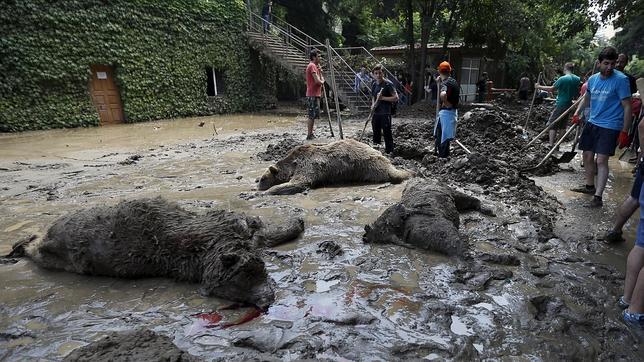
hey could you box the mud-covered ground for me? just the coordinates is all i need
[1,102,643,360]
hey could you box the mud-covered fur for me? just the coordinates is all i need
[10,197,304,308]
[257,139,413,195]
[363,178,480,256]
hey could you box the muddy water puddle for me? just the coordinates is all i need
[1,114,643,360]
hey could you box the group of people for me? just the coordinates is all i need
[535,46,642,328]
[306,53,460,157]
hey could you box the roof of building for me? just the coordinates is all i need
[371,42,467,52]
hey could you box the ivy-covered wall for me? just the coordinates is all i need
[0,0,277,132]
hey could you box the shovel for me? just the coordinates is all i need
[522,122,578,171]
[522,72,543,139]
[321,83,335,138]
[552,123,581,164]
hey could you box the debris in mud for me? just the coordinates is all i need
[257,139,413,195]
[9,197,304,308]
[364,178,481,255]
[316,240,344,259]
[118,154,143,165]
[63,329,199,362]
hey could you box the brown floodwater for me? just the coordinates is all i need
[1,113,642,360]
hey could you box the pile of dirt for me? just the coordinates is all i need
[257,137,303,161]
[64,329,199,361]
[389,104,560,241]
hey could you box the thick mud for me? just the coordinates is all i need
[1,109,643,360]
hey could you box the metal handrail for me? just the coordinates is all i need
[335,46,400,90]
[247,6,372,110]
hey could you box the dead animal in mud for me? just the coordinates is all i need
[7,197,304,308]
[63,329,199,362]
[257,139,413,195]
[363,178,481,255]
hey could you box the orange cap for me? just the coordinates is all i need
[438,61,451,73]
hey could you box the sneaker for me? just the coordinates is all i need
[587,196,603,208]
[571,185,596,194]
[306,134,315,140]
[623,310,644,328]
[619,296,630,309]
[604,230,625,243]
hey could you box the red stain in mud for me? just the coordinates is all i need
[192,307,263,329]
[193,311,223,325]
[221,307,263,328]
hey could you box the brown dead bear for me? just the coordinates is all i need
[7,197,304,309]
[257,139,414,195]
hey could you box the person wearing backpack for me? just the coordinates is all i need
[434,61,460,158]
[370,64,399,154]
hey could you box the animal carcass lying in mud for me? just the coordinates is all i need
[8,197,304,308]
[257,139,413,195]
[364,178,481,256]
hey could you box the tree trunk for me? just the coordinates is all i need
[416,0,437,100]
[405,0,416,101]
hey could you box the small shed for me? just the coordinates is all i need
[371,42,506,102]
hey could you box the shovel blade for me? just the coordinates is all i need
[554,151,577,164]
[618,147,637,163]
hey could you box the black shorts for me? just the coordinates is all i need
[519,90,528,100]
[307,96,320,120]
[577,122,620,156]
[547,105,569,130]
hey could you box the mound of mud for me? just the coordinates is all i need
[257,137,303,161]
[12,197,304,308]
[377,101,560,241]
[64,329,199,361]
[364,178,480,255]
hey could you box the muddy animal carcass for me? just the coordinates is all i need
[9,197,304,308]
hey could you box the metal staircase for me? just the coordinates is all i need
[246,8,374,113]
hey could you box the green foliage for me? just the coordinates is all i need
[625,56,644,78]
[0,0,276,132]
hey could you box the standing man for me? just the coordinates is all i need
[261,1,272,33]
[518,73,531,101]
[535,63,581,148]
[305,50,324,140]
[370,64,399,154]
[616,53,638,94]
[476,72,489,103]
[434,61,460,158]
[571,46,632,208]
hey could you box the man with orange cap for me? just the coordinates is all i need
[434,61,460,158]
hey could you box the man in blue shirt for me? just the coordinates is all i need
[571,46,632,207]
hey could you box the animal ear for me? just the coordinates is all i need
[269,165,279,174]
[221,253,240,268]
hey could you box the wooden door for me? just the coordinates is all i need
[89,65,124,125]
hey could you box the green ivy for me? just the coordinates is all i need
[0,0,277,132]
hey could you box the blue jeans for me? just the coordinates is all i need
[263,15,270,33]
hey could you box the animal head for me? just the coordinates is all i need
[257,165,290,191]
[200,250,275,309]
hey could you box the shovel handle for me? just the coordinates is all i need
[523,72,542,131]
[525,95,585,148]
[533,123,578,169]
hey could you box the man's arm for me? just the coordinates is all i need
[622,97,633,133]
[536,84,556,93]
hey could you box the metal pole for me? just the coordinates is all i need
[326,39,343,139]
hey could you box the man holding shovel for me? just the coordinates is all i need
[535,62,580,149]
[571,46,632,208]
[370,64,398,154]
[434,61,460,158]
[305,50,325,140]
